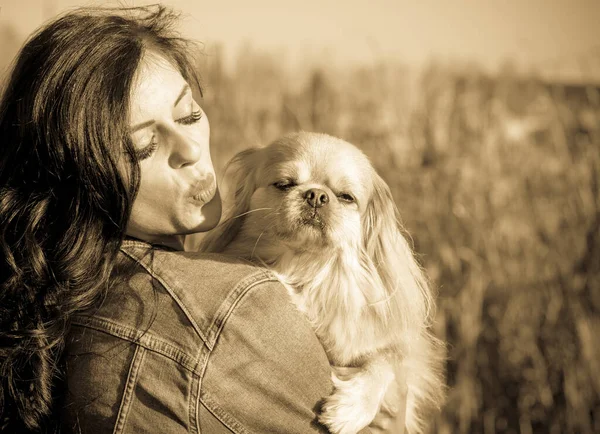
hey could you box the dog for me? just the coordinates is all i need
[201,132,445,433]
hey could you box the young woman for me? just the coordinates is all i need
[0,6,406,433]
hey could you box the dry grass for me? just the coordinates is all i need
[201,48,600,433]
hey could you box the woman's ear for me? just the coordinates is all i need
[200,148,261,253]
[362,171,434,329]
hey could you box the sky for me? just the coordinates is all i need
[1,0,600,82]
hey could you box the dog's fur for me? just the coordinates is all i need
[201,132,445,433]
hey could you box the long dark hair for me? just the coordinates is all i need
[0,6,202,431]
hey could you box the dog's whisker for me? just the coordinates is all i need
[249,209,282,259]
[251,230,268,259]
[209,207,275,233]
[227,207,275,221]
[251,220,278,259]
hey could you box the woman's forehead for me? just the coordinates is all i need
[129,53,189,116]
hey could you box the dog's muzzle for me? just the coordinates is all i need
[304,188,329,208]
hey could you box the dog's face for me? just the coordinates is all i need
[231,133,378,252]
[201,131,433,336]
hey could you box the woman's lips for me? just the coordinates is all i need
[189,173,216,205]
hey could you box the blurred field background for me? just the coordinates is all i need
[2,0,600,432]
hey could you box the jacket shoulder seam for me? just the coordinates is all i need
[71,315,201,374]
[203,273,279,349]
[120,248,210,345]
[119,248,277,352]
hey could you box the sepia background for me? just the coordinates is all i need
[2,1,600,432]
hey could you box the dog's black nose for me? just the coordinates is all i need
[305,188,329,208]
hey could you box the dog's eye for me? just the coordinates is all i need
[273,180,296,191]
[337,193,356,203]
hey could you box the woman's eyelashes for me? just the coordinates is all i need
[177,109,203,126]
[135,138,158,161]
[134,107,204,161]
[177,100,203,125]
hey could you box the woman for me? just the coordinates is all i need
[0,6,406,433]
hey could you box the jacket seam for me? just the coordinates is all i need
[194,344,211,434]
[189,372,201,434]
[112,344,146,434]
[199,391,249,434]
[119,248,210,345]
[71,316,201,375]
[205,274,279,350]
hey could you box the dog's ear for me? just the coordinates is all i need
[200,148,261,253]
[362,171,434,328]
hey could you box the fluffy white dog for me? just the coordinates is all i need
[201,132,445,433]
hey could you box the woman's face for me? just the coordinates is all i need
[126,53,221,249]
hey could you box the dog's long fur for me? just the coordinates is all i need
[201,132,445,433]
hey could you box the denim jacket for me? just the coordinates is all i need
[60,239,353,433]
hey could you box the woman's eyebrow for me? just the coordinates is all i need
[173,84,190,107]
[130,119,154,133]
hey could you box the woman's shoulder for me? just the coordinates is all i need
[71,240,280,359]
[121,239,282,342]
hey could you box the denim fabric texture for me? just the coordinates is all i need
[60,239,368,433]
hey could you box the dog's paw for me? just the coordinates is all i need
[318,372,381,434]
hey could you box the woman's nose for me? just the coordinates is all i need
[168,129,202,168]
